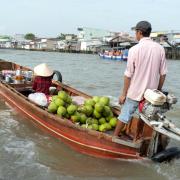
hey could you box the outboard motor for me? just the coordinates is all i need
[141,89,177,120]
[139,89,180,162]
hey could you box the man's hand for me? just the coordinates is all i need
[118,76,131,105]
[119,95,126,105]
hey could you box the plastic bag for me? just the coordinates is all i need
[71,96,86,105]
[28,93,48,106]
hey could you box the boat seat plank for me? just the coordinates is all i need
[112,136,142,148]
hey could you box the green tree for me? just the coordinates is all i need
[57,33,66,40]
[57,33,77,40]
[24,33,36,40]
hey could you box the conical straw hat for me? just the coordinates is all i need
[34,63,53,77]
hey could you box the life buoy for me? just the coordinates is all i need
[53,70,62,82]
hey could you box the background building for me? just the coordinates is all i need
[0,35,12,48]
[77,27,116,51]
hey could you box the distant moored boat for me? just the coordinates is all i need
[99,49,128,61]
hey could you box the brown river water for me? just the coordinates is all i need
[0,49,180,180]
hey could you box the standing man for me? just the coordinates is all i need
[113,21,167,139]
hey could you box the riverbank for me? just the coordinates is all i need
[165,47,180,60]
[0,47,97,55]
[29,47,180,59]
[1,47,180,60]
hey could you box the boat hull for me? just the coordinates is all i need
[0,82,142,160]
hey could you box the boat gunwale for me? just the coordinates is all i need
[0,82,142,159]
[0,79,122,144]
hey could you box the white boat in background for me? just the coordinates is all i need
[99,53,126,61]
[99,49,128,61]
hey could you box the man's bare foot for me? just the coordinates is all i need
[133,138,142,144]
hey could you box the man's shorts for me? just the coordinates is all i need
[118,98,139,124]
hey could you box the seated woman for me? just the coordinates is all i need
[28,63,54,106]
[33,63,53,95]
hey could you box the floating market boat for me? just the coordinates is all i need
[0,59,180,162]
[99,49,128,61]
[99,53,125,61]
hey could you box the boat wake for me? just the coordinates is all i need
[154,159,180,180]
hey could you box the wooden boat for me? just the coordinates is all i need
[0,59,179,161]
[99,53,124,61]
[99,49,128,61]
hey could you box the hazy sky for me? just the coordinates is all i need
[0,0,179,37]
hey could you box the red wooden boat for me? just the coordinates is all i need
[0,59,179,161]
